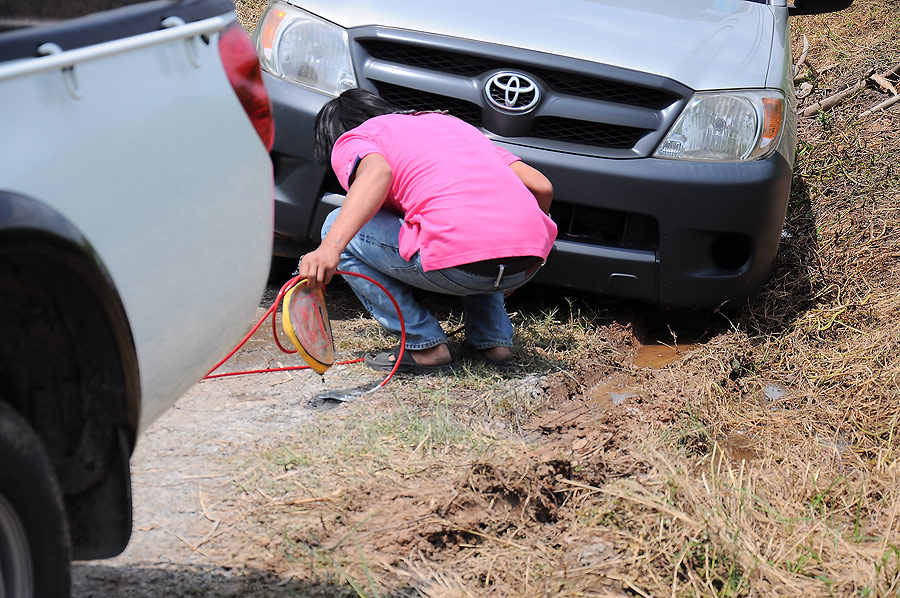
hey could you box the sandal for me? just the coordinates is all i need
[475,348,517,370]
[365,347,459,375]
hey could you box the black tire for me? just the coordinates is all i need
[268,255,301,285]
[0,401,71,598]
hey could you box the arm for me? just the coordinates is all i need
[510,160,553,214]
[298,153,393,288]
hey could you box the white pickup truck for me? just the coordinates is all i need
[0,0,274,595]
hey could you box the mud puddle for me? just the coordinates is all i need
[585,372,638,408]
[632,341,701,369]
[717,432,760,464]
[583,326,706,410]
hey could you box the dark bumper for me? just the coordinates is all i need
[265,72,792,309]
[264,72,334,248]
[512,144,793,309]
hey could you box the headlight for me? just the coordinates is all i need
[253,1,357,96]
[653,90,785,161]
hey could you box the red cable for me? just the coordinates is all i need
[203,362,362,380]
[203,271,406,390]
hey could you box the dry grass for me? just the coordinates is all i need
[233,0,266,33]
[609,3,900,595]
[226,2,900,596]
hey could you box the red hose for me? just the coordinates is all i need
[203,271,406,390]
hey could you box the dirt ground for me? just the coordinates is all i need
[76,2,900,596]
[71,280,696,597]
[70,285,387,597]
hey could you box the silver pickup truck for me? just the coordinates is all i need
[0,0,273,594]
[253,0,851,310]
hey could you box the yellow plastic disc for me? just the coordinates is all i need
[282,280,335,375]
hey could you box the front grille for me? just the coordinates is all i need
[362,40,490,78]
[375,82,651,150]
[550,202,658,250]
[532,116,647,149]
[361,39,677,110]
[356,31,690,156]
[375,82,483,126]
[536,69,672,110]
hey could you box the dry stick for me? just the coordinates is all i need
[859,59,900,117]
[802,74,871,117]
[884,60,900,78]
[792,34,809,79]
[797,81,814,100]
[198,489,219,523]
[795,58,820,84]
[860,94,900,118]
[195,520,221,549]
[285,494,340,506]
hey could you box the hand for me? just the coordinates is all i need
[297,245,342,290]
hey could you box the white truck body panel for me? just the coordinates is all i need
[0,15,273,431]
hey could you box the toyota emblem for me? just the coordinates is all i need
[485,71,540,113]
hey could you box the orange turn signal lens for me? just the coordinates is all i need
[261,10,286,50]
[762,97,784,141]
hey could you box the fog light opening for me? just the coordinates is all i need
[711,234,752,271]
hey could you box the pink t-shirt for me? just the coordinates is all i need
[331,112,557,271]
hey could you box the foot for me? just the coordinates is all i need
[480,346,514,364]
[365,345,457,374]
[409,343,453,366]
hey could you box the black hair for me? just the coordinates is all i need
[313,89,397,164]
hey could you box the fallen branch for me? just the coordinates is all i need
[883,60,900,78]
[860,94,900,118]
[793,62,819,84]
[801,72,872,117]
[852,59,900,117]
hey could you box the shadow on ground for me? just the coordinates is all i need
[743,174,822,335]
[72,563,356,598]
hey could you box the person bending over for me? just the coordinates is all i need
[298,89,556,373]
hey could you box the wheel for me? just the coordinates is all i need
[0,401,71,598]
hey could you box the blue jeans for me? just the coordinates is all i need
[322,208,539,350]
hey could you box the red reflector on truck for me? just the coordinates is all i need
[219,22,275,151]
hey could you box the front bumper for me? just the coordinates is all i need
[515,144,792,309]
[264,72,791,310]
